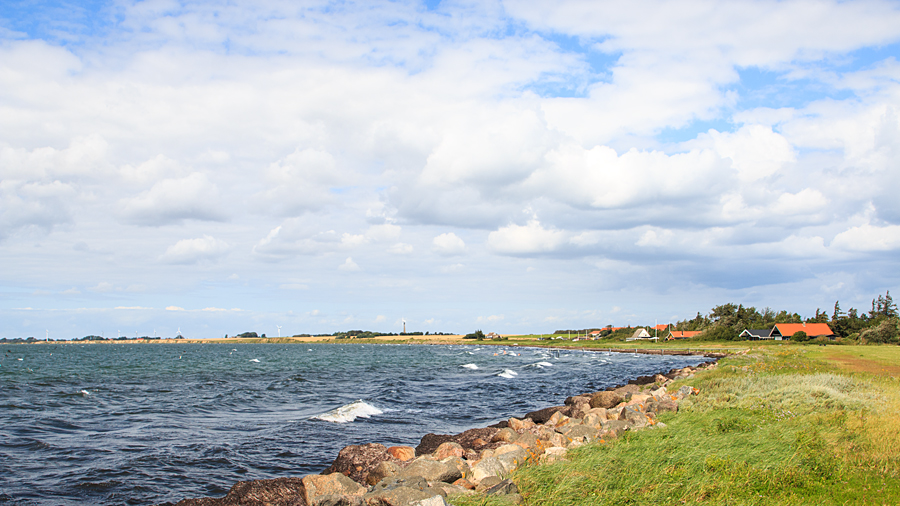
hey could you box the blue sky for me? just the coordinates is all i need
[2,0,900,339]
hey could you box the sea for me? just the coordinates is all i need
[0,342,711,505]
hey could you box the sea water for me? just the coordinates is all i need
[0,343,710,505]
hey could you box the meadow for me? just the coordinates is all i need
[452,343,900,506]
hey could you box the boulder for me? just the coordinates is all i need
[507,418,535,432]
[416,428,500,456]
[303,474,366,506]
[612,384,642,396]
[619,406,650,429]
[491,428,518,443]
[476,476,503,491]
[452,478,475,490]
[410,497,449,506]
[583,412,604,429]
[364,487,438,506]
[511,432,539,451]
[485,479,518,497]
[366,461,402,487]
[325,443,397,485]
[589,391,622,409]
[546,411,570,427]
[470,457,506,482]
[387,446,416,462]
[564,394,592,406]
[432,442,464,460]
[495,446,528,473]
[522,406,565,424]
[174,477,307,506]
[311,495,364,506]
[561,424,598,441]
[398,458,461,484]
[601,419,630,437]
[440,456,471,482]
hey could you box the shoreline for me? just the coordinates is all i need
[168,350,718,506]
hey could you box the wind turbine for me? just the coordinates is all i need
[176,327,182,338]
[276,325,282,338]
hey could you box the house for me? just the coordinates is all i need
[770,323,834,341]
[486,332,501,339]
[740,329,773,340]
[652,324,670,332]
[626,328,659,341]
[590,330,602,337]
[666,330,702,341]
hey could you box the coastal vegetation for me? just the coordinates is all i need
[451,346,900,506]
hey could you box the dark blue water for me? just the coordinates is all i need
[0,343,710,505]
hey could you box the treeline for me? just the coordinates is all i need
[677,290,898,343]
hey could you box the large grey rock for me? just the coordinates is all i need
[589,391,623,409]
[364,486,439,506]
[470,456,506,482]
[303,474,366,506]
[495,446,528,473]
[619,406,650,429]
[485,479,518,496]
[416,428,500,456]
[312,495,365,506]
[523,406,566,424]
[561,424,598,441]
[601,419,630,437]
[366,461,402,487]
[398,458,461,483]
[410,497,449,506]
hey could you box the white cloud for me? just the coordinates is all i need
[121,172,226,226]
[160,235,230,264]
[433,232,466,255]
[488,218,567,255]
[89,282,114,293]
[338,257,360,271]
[166,306,185,311]
[832,224,900,251]
[388,243,413,254]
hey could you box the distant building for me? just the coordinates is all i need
[739,329,772,340]
[666,330,702,340]
[770,323,834,340]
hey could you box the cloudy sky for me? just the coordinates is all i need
[2,0,899,339]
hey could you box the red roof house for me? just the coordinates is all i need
[666,330,702,340]
[770,323,833,340]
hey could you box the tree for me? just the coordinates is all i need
[463,330,485,340]
[791,331,809,342]
[832,301,843,322]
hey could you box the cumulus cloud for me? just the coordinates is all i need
[488,218,567,255]
[121,172,226,226]
[832,223,900,251]
[433,232,466,256]
[160,235,230,264]
[338,257,360,271]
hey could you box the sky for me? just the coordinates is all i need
[2,0,900,339]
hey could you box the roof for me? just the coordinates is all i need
[667,330,702,339]
[772,323,833,337]
[652,324,669,331]
[740,329,772,338]
[632,328,651,338]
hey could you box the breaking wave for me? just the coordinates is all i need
[312,400,383,423]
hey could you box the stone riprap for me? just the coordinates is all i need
[167,361,715,506]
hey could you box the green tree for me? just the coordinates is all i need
[791,331,809,342]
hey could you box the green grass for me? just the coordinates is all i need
[451,348,900,506]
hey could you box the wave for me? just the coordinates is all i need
[249,359,260,363]
[313,400,383,423]
[525,361,554,369]
[497,369,518,379]
[460,364,479,370]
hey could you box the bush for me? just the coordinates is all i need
[860,319,899,344]
[791,330,809,342]
[463,330,485,340]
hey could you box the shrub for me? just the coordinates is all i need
[860,319,899,344]
[791,331,809,342]
[463,330,485,340]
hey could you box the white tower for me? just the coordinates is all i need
[402,318,407,334]
[276,325,282,337]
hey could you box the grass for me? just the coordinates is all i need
[451,346,900,506]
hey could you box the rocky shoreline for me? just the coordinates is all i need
[164,358,718,506]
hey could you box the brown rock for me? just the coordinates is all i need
[399,458,461,484]
[303,474,366,506]
[365,461,401,487]
[564,394,592,406]
[523,406,565,424]
[174,477,307,506]
[386,446,415,462]
[491,428,518,443]
[415,428,500,456]
[432,442,464,460]
[452,478,476,490]
[589,391,623,409]
[325,443,398,485]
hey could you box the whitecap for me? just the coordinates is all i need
[536,361,553,367]
[79,390,90,396]
[497,369,518,379]
[460,363,479,370]
[313,400,383,423]
[249,358,260,363]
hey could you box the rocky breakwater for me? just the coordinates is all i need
[166,362,714,506]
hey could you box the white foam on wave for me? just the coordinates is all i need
[313,400,383,423]
[79,389,90,396]
[536,361,553,367]
[497,369,518,379]
[249,358,260,363]
[460,363,479,370]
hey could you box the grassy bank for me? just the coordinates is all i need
[453,346,900,505]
